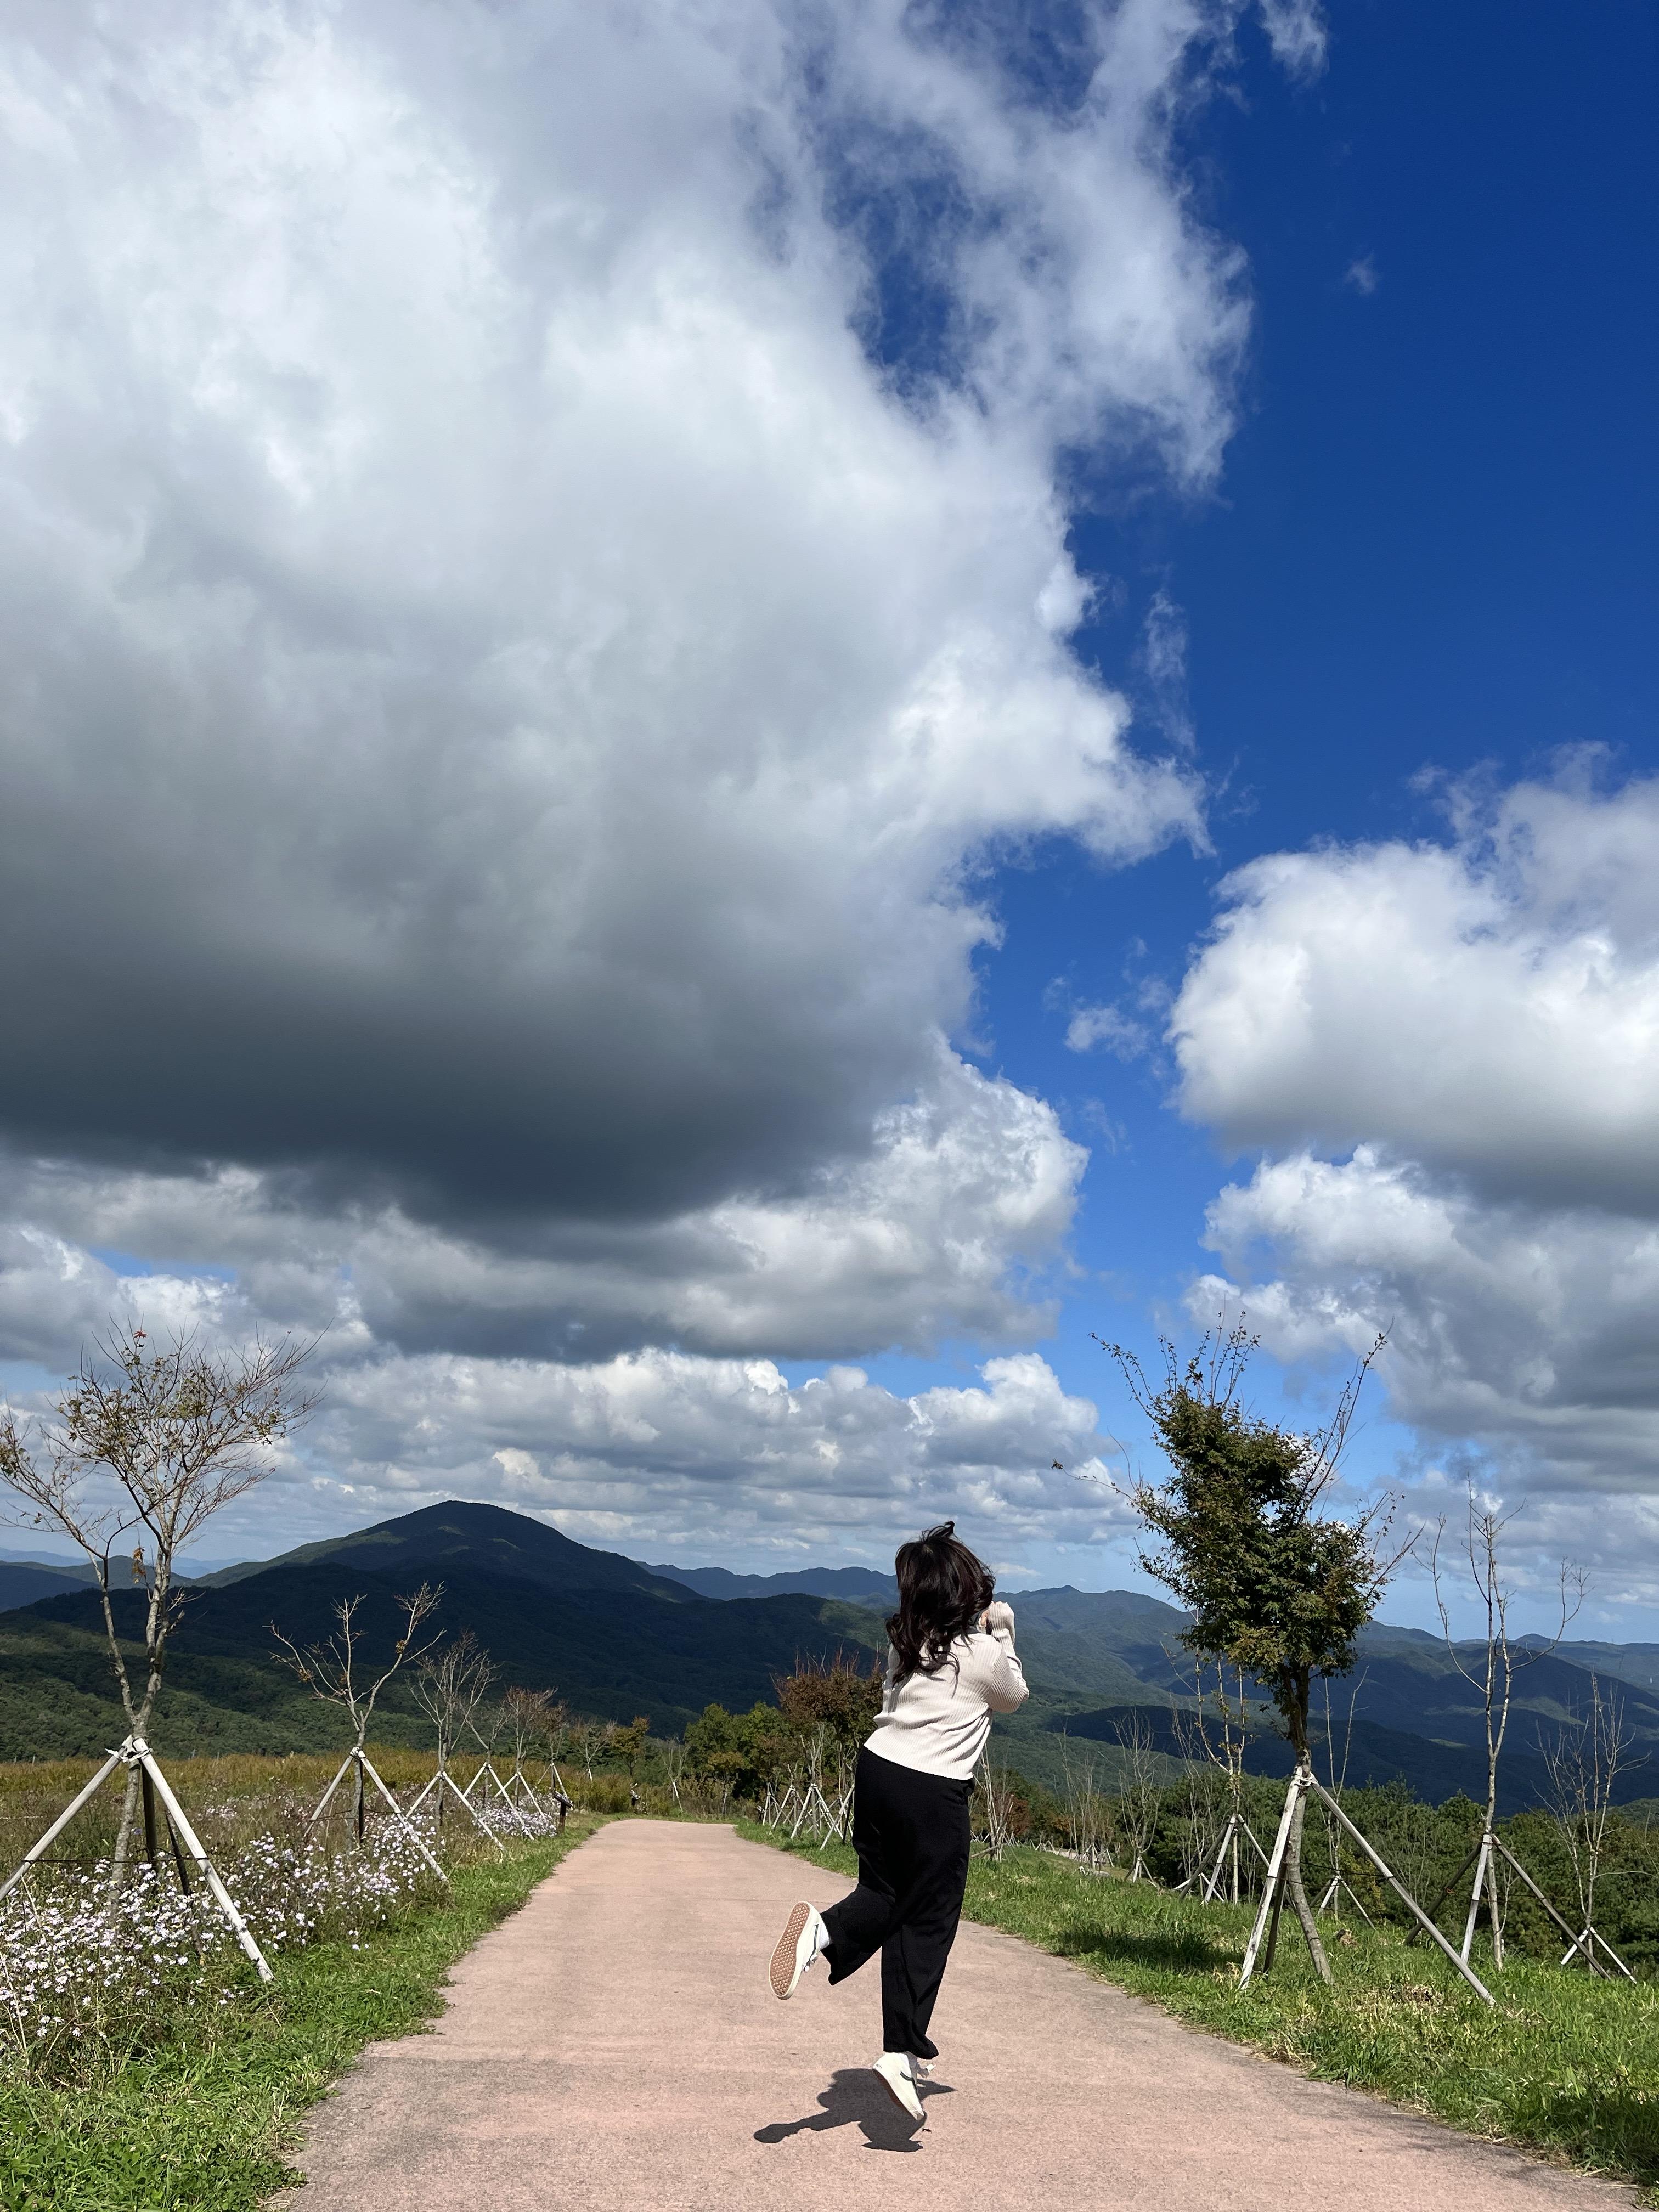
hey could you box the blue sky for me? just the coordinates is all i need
[0,1,1654,1638]
[867,0,1659,1627]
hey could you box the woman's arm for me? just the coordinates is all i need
[969,1604,1029,1712]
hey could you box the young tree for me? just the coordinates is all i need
[271,1583,443,1838]
[1430,1485,1583,1965]
[411,1630,496,1835]
[501,1685,558,1801]
[1110,1320,1397,1982]
[1544,1677,1640,1977]
[0,1324,317,1889]
[1110,1712,1163,1882]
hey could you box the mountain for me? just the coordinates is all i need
[0,1504,887,1758]
[0,1560,99,1612]
[646,1561,899,1606]
[204,1501,695,1602]
[3,1503,1657,1813]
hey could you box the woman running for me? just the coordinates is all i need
[767,1521,1028,2122]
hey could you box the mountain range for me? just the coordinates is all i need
[1,1500,1654,1813]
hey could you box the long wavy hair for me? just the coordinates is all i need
[886,1522,995,1683]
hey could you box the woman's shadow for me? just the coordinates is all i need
[754,2068,950,2153]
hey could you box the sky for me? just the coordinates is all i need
[0,1,1654,1638]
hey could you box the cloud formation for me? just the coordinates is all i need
[1173,776,1659,1547]
[0,2,1301,1562]
[1173,774,1659,1214]
[0,0,1246,1255]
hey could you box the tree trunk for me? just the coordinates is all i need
[1283,1783,1333,1983]
[108,1764,143,1898]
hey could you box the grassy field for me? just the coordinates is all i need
[0,1746,602,2212]
[747,1825,1659,2203]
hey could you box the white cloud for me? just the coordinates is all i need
[1257,0,1328,80]
[0,0,1245,1249]
[0,2,1315,1560]
[1172,776,1659,1578]
[300,1344,1126,1564]
[0,1050,1082,1365]
[1172,775,1659,1213]
[1064,1003,1149,1058]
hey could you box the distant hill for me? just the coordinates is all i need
[204,1501,695,1603]
[0,1559,99,1612]
[646,1561,899,1606]
[3,1502,1656,1812]
[0,1504,887,1758]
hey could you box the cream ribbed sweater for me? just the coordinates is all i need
[863,1605,1029,1781]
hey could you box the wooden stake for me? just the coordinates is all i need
[0,1748,125,1905]
[1239,1771,1302,1989]
[1303,1773,1492,2003]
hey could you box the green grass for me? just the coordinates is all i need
[745,1826,1659,2203]
[0,1820,601,2212]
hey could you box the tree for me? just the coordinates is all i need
[1430,1485,1583,1965]
[411,1630,496,1836]
[0,1323,317,1890]
[1544,1676,1640,1978]
[271,1583,443,1838]
[1110,1319,1397,1982]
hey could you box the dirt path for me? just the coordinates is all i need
[284,1819,1638,2210]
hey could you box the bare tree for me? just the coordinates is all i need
[1544,1677,1640,1977]
[1111,1712,1163,1882]
[0,1324,317,1889]
[271,1584,442,1839]
[1176,1658,1265,1903]
[1314,1668,1370,1920]
[975,1758,1023,1863]
[502,1686,558,1802]
[411,1631,497,1837]
[1057,1734,1114,1872]
[1430,1486,1583,1966]
[659,1734,689,1809]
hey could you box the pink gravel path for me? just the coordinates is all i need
[283,1818,1639,2210]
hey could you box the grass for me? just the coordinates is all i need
[0,1816,601,2212]
[745,1826,1659,2203]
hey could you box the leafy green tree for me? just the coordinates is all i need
[1110,1319,1397,1982]
[774,1651,883,1766]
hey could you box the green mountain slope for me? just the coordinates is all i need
[3,1502,1655,1812]
[0,1548,888,1758]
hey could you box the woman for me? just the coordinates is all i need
[766,1521,1028,2122]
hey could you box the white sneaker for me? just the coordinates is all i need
[873,2051,926,2123]
[768,1901,827,2000]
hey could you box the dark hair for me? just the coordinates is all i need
[886,1522,994,1683]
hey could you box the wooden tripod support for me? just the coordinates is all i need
[1410,1827,1635,1983]
[308,1747,449,1884]
[1239,1765,1493,2002]
[407,1765,506,1855]
[1177,1809,1269,1903]
[0,1736,274,1983]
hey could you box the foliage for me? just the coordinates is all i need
[0,1824,594,2212]
[0,1822,440,2080]
[773,1650,883,1758]
[753,1824,1659,2200]
[1111,1322,1392,1760]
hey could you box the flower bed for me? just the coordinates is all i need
[0,1819,439,2080]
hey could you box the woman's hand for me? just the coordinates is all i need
[983,1600,1015,1635]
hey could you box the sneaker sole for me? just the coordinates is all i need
[874,2063,925,2124]
[769,1901,812,1999]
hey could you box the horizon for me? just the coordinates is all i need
[0,5,1654,1642]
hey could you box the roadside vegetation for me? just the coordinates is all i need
[751,1820,1659,2200]
[0,1750,600,2212]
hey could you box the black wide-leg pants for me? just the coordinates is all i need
[819,1745,972,2058]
